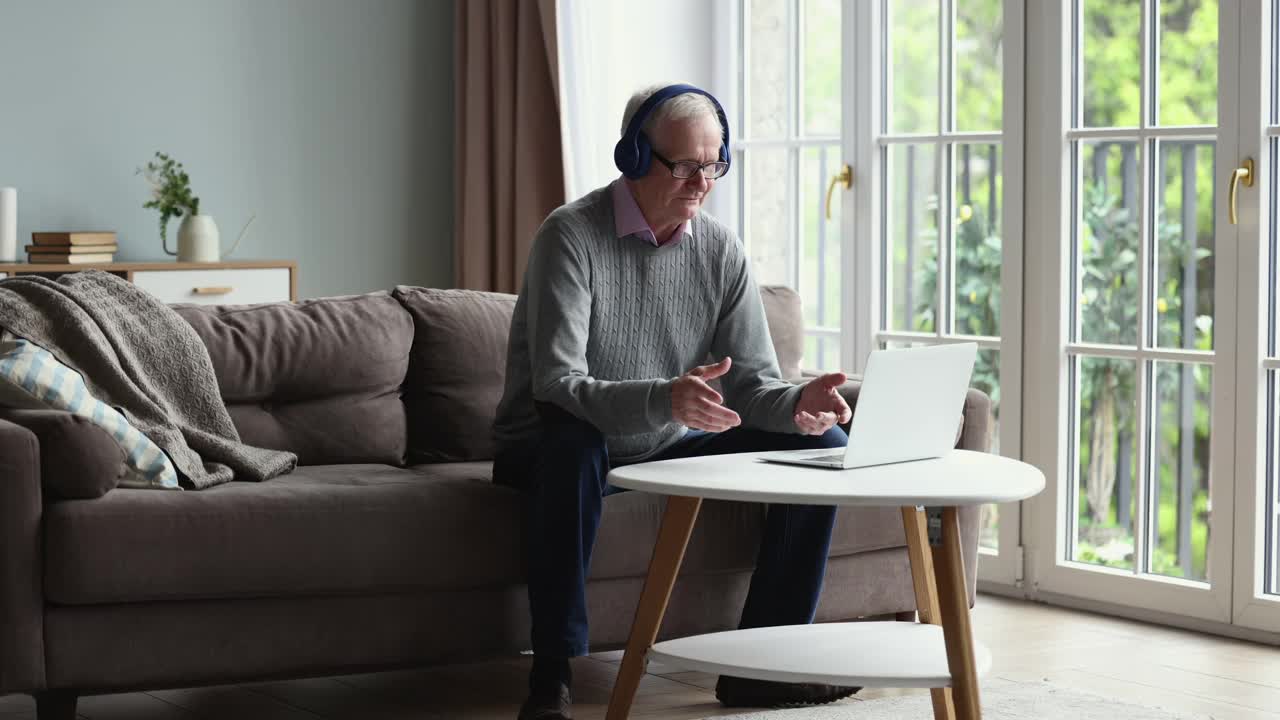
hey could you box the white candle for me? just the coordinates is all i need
[0,188,14,262]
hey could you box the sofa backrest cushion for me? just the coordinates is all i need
[175,292,412,466]
[759,285,804,380]
[393,286,515,463]
[0,334,178,490]
[392,283,805,463]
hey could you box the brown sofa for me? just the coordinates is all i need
[0,285,992,720]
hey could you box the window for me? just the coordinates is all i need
[734,0,1023,581]
[877,0,1007,552]
[734,0,843,373]
[1022,0,1278,628]
[730,0,1280,631]
[1065,0,1218,582]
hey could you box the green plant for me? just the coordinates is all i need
[915,201,1002,407]
[138,152,201,248]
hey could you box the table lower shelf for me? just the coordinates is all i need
[647,621,991,688]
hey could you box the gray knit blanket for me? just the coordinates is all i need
[0,270,296,489]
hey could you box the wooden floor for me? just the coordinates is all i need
[3,593,1280,720]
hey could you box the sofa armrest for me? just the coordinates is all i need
[830,379,992,604]
[956,388,994,453]
[830,380,993,453]
[0,409,126,500]
[0,417,46,693]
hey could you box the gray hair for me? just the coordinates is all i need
[619,83,725,148]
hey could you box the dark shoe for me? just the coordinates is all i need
[518,681,572,720]
[715,675,861,708]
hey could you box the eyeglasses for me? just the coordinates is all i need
[652,150,730,180]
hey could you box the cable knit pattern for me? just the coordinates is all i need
[494,184,803,462]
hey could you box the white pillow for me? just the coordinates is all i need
[0,333,180,490]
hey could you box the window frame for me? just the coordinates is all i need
[1230,0,1280,634]
[1023,0,1242,626]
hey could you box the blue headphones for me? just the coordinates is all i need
[613,84,732,180]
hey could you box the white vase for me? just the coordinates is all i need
[176,214,220,263]
[0,188,15,263]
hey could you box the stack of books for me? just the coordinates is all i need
[26,232,119,264]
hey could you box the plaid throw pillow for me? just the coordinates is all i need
[0,333,179,490]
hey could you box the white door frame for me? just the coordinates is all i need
[992,0,1028,588]
[1022,0,1075,602]
[1231,0,1280,633]
[847,0,879,378]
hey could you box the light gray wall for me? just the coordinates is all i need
[0,0,453,299]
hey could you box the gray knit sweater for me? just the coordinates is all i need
[492,184,804,462]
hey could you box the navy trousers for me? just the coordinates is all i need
[494,413,848,658]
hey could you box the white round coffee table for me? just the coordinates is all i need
[602,449,1045,720]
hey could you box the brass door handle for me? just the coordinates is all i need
[192,286,234,295]
[1229,158,1254,225]
[825,164,853,220]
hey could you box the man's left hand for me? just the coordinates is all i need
[794,372,853,435]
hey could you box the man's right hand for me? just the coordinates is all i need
[671,357,742,433]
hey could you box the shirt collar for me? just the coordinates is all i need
[611,177,691,247]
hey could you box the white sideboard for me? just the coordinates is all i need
[0,260,296,304]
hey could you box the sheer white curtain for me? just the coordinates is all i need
[556,0,620,201]
[555,0,727,205]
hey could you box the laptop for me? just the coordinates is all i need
[758,342,978,470]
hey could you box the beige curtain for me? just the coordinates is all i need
[454,0,566,293]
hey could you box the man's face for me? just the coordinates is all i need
[631,115,723,228]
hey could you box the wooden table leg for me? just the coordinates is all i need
[932,506,982,720]
[605,495,703,720]
[901,507,957,720]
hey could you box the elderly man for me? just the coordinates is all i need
[493,83,857,720]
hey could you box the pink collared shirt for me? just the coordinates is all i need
[611,177,691,247]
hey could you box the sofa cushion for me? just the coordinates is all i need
[44,461,909,605]
[393,286,516,463]
[45,463,509,604]
[0,409,126,500]
[759,285,804,381]
[175,293,413,466]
